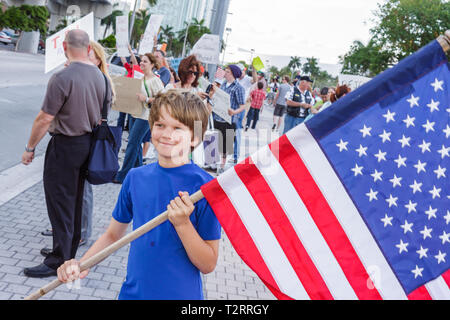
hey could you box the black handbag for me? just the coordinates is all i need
[86,74,123,185]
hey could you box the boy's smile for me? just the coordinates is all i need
[151,106,198,168]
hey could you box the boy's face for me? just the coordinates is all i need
[151,106,198,167]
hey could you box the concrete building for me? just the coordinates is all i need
[139,0,214,32]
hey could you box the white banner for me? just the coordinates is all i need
[199,77,231,124]
[338,74,372,90]
[191,34,220,65]
[45,12,95,74]
[116,15,129,57]
[138,14,164,55]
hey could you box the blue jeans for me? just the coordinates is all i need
[115,117,150,182]
[81,182,92,241]
[234,128,242,162]
[117,112,129,128]
[283,115,305,134]
[245,107,261,129]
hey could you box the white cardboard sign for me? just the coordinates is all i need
[191,34,220,65]
[116,15,129,57]
[338,74,372,90]
[138,14,164,55]
[45,12,95,73]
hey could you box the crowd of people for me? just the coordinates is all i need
[19,28,352,300]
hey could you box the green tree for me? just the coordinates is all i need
[288,56,301,74]
[302,57,320,77]
[178,18,211,56]
[0,4,48,34]
[101,4,123,39]
[129,9,150,47]
[341,0,449,76]
[159,24,175,53]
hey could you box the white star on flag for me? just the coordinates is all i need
[355,145,368,157]
[416,246,428,259]
[444,211,450,225]
[381,214,393,227]
[422,120,435,133]
[434,251,446,264]
[428,186,441,199]
[359,125,372,138]
[336,139,349,152]
[371,169,383,182]
[418,140,431,153]
[426,99,440,113]
[351,164,364,176]
[389,174,402,188]
[433,165,446,179]
[439,231,450,245]
[398,135,411,148]
[404,200,417,213]
[379,130,392,143]
[382,110,396,123]
[420,226,433,240]
[411,265,424,279]
[386,194,398,207]
[430,78,444,92]
[407,94,420,107]
[413,160,427,174]
[444,125,450,138]
[366,189,378,201]
[409,180,423,193]
[424,206,437,220]
[374,150,387,162]
[396,239,409,254]
[437,145,450,159]
[394,155,407,168]
[403,114,416,128]
[400,220,413,234]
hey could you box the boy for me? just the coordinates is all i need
[57,90,222,300]
[245,81,266,131]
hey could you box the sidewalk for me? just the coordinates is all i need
[0,104,280,300]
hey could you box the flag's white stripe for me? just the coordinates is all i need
[251,146,358,300]
[217,168,310,300]
[425,276,450,300]
[286,124,408,300]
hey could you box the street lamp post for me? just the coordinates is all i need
[221,27,232,65]
[181,21,191,58]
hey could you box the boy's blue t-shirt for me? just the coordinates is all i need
[112,162,222,300]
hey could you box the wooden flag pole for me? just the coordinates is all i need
[437,30,450,52]
[25,190,205,300]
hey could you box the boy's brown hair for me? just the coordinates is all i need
[149,89,210,147]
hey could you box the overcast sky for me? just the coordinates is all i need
[223,0,383,65]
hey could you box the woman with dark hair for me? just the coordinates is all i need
[166,55,212,102]
[330,84,351,103]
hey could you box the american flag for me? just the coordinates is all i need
[201,40,449,300]
[214,66,226,80]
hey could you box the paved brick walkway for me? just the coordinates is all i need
[0,105,279,300]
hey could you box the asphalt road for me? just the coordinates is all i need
[0,48,54,172]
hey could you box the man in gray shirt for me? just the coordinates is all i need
[272,76,291,131]
[21,30,111,277]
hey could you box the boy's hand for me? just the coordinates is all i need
[167,191,195,228]
[57,259,89,283]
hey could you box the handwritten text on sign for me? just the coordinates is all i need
[191,34,220,65]
[45,13,94,73]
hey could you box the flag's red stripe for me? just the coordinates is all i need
[442,270,450,288]
[270,135,382,300]
[407,285,433,300]
[201,179,293,300]
[234,163,334,300]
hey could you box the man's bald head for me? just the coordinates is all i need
[65,29,90,49]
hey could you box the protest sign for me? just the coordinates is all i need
[138,14,164,55]
[116,15,129,57]
[338,74,372,90]
[199,77,232,124]
[252,56,265,71]
[111,76,143,115]
[191,34,220,65]
[45,12,94,73]
[169,57,183,74]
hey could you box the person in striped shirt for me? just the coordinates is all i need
[245,81,266,131]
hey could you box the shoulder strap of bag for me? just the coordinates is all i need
[101,73,109,124]
[143,78,151,98]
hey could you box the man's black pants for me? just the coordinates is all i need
[43,134,91,270]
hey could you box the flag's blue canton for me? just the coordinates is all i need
[319,63,449,294]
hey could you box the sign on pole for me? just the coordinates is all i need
[138,14,164,55]
[116,15,129,57]
[45,12,95,73]
[191,34,220,65]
